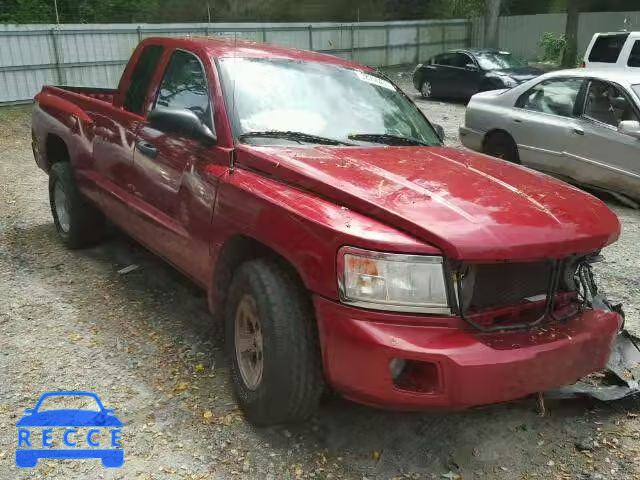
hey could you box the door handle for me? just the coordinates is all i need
[572,127,585,136]
[512,118,523,123]
[136,141,158,158]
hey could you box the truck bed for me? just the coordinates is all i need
[40,85,117,105]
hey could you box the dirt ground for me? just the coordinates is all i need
[2,72,640,480]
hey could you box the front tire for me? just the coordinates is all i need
[420,80,433,99]
[49,162,105,249]
[483,131,520,163]
[225,259,324,425]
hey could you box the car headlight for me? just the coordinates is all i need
[337,247,450,314]
[500,76,518,88]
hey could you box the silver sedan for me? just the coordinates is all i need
[460,68,640,202]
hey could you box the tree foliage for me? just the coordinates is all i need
[0,0,638,24]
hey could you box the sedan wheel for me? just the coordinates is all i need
[483,131,520,164]
[420,81,432,99]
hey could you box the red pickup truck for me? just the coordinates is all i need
[32,37,623,425]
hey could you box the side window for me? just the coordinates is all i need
[457,53,475,69]
[583,80,639,127]
[516,78,583,117]
[123,45,164,115]
[628,40,640,67]
[588,33,629,63]
[435,54,454,66]
[154,50,212,129]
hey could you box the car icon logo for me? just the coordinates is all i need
[15,391,123,468]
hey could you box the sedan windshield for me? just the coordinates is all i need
[217,58,441,147]
[476,52,528,70]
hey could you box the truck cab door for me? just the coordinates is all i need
[132,48,228,286]
[92,44,165,231]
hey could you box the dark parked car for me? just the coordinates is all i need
[413,48,544,100]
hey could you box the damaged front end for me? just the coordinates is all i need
[450,253,614,332]
[452,254,639,401]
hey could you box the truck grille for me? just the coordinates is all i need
[463,261,554,312]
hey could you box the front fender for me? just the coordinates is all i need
[210,169,440,301]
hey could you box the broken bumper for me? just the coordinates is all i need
[315,296,622,410]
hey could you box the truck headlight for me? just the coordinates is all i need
[337,247,450,314]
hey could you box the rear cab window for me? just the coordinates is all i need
[588,33,629,63]
[124,45,164,115]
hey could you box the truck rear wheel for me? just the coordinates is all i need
[49,162,105,249]
[225,258,324,425]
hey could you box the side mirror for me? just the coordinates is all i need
[148,107,216,144]
[434,124,445,141]
[465,63,478,71]
[618,120,640,139]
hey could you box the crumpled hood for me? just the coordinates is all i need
[237,145,620,261]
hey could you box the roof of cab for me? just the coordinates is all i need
[140,36,374,71]
[542,67,640,86]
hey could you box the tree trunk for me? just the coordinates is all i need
[562,0,581,68]
[484,0,501,49]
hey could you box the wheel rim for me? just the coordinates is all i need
[421,81,432,98]
[54,182,71,233]
[234,294,263,391]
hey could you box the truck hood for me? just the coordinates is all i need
[237,145,620,261]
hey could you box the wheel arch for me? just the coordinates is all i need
[208,234,309,318]
[481,128,515,151]
[44,133,70,171]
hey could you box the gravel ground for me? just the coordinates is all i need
[1,69,640,480]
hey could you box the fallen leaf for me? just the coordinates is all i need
[372,450,381,462]
[203,410,213,419]
[441,472,460,480]
[195,363,205,373]
[175,382,189,392]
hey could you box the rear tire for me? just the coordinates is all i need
[225,258,324,425]
[483,131,520,164]
[49,162,105,249]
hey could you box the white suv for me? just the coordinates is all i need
[584,32,640,70]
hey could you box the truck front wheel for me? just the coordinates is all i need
[49,162,105,249]
[225,258,324,425]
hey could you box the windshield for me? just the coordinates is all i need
[476,52,528,70]
[633,84,640,99]
[218,58,440,146]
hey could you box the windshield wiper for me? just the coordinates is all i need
[348,133,434,146]
[238,130,353,146]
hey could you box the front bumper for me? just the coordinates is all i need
[315,296,621,410]
[458,125,484,152]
